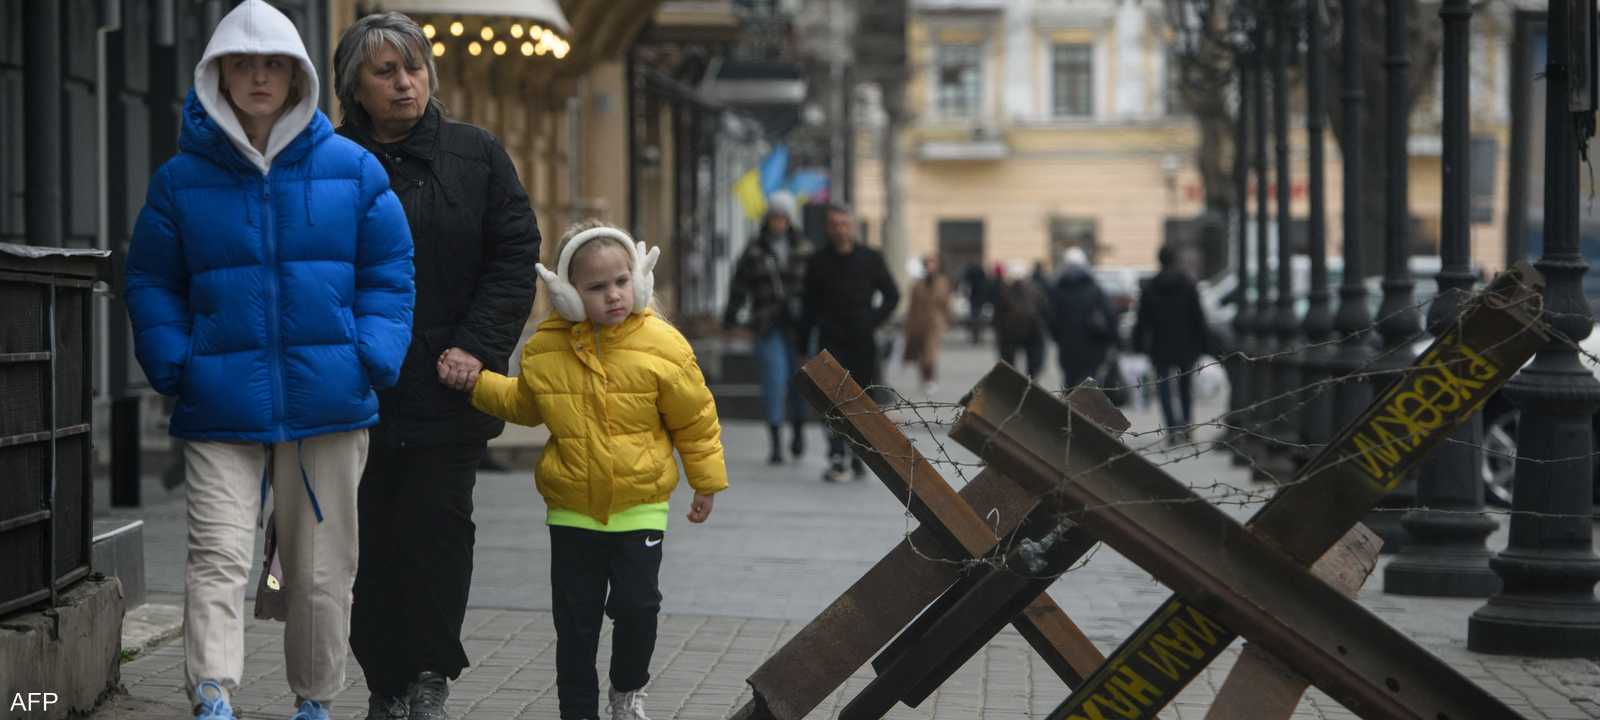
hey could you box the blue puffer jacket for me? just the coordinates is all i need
[125,90,415,443]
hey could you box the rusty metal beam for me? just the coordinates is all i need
[951,264,1546,720]
[843,516,1100,720]
[734,354,1119,720]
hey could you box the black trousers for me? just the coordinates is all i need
[350,441,482,697]
[820,336,881,462]
[999,332,1046,378]
[550,526,664,720]
[1155,362,1195,430]
[1059,349,1108,390]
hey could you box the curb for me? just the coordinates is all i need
[119,603,182,661]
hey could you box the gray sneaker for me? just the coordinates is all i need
[406,672,449,720]
[366,692,407,719]
[606,688,651,720]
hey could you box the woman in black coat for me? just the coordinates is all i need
[1049,247,1118,388]
[333,12,541,719]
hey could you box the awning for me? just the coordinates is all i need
[379,0,572,35]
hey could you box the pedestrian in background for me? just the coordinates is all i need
[799,203,900,482]
[334,11,541,719]
[902,255,953,395]
[960,261,990,344]
[1133,245,1210,444]
[724,196,810,464]
[465,221,728,720]
[992,262,1051,379]
[1049,247,1118,388]
[1030,260,1051,292]
[123,3,416,719]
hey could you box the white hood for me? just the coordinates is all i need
[194,0,319,174]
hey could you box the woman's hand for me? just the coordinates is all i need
[686,492,715,523]
[437,347,482,392]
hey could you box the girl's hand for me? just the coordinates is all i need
[686,492,715,523]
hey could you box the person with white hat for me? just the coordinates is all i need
[1048,246,1118,387]
[124,2,416,718]
[466,220,729,720]
[724,194,811,464]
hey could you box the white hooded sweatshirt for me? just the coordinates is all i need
[193,0,320,175]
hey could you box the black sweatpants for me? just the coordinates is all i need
[550,525,664,720]
[350,442,482,697]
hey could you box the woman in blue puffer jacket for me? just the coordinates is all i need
[122,2,414,719]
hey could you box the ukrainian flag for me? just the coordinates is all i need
[735,168,767,220]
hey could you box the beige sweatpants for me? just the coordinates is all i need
[183,429,367,703]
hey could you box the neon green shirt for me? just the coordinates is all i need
[547,501,669,532]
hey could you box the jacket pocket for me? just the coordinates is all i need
[177,326,198,386]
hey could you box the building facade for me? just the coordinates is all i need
[853,0,1521,285]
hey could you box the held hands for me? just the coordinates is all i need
[437,347,483,393]
[686,492,715,523]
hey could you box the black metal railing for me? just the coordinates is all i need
[0,243,106,616]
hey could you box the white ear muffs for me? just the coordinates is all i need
[539,227,656,323]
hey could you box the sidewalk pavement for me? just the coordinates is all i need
[84,341,1600,719]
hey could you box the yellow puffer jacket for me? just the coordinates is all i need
[471,309,727,524]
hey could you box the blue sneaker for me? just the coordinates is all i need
[289,698,330,720]
[193,680,236,719]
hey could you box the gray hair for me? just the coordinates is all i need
[333,11,444,129]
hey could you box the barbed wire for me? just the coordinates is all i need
[801,274,1600,582]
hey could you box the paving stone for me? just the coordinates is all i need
[85,343,1600,719]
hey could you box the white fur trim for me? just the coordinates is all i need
[545,227,656,323]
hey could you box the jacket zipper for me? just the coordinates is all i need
[264,178,285,427]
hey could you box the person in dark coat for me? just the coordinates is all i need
[992,266,1050,378]
[1049,247,1117,388]
[333,12,541,720]
[798,203,900,483]
[960,261,990,344]
[1133,245,1210,441]
[724,197,811,464]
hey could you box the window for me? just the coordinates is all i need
[1049,216,1098,267]
[1052,43,1093,118]
[935,43,982,119]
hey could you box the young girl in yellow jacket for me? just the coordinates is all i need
[454,220,728,720]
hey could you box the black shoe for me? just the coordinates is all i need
[368,692,409,719]
[822,458,846,483]
[767,424,784,465]
[789,423,806,459]
[407,672,449,720]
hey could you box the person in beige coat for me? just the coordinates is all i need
[903,255,954,394]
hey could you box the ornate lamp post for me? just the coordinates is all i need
[1257,3,1299,483]
[1469,0,1600,656]
[1384,0,1498,597]
[1363,0,1424,550]
[1248,15,1273,473]
[1326,0,1374,474]
[1229,45,1255,467]
[1298,0,1334,468]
